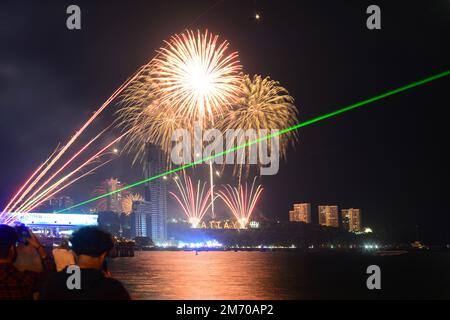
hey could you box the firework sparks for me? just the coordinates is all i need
[121,193,144,215]
[116,30,242,164]
[16,134,125,213]
[217,74,299,177]
[170,174,215,228]
[1,61,148,215]
[11,129,107,214]
[116,30,242,221]
[12,160,114,218]
[1,147,59,215]
[218,178,263,229]
[151,29,242,124]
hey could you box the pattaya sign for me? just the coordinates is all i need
[199,220,240,229]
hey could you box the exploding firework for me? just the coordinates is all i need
[121,193,144,215]
[218,178,263,229]
[151,29,242,124]
[170,175,215,228]
[116,29,242,163]
[217,74,298,176]
[116,99,192,166]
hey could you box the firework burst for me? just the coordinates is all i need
[116,30,242,165]
[217,74,299,176]
[218,178,263,229]
[116,99,192,166]
[150,29,242,124]
[121,193,145,215]
[170,175,215,228]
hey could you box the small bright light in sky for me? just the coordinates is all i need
[113,148,119,154]
[255,13,261,20]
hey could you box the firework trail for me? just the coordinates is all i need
[6,160,113,223]
[3,29,297,217]
[218,177,263,229]
[217,74,299,178]
[4,160,113,225]
[16,134,126,213]
[1,146,59,215]
[2,63,147,214]
[9,128,108,214]
[170,174,215,228]
[208,161,215,218]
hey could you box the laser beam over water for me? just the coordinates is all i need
[54,69,449,213]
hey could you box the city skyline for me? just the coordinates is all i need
[0,1,449,243]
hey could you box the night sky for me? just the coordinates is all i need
[1,0,449,242]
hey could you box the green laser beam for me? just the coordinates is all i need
[58,69,450,213]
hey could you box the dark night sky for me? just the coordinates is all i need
[0,0,449,242]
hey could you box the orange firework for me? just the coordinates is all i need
[149,29,242,124]
[116,30,243,165]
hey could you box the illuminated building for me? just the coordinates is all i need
[289,203,311,223]
[318,205,339,228]
[144,144,167,243]
[341,208,361,232]
[131,200,151,238]
[104,178,123,213]
[13,212,98,237]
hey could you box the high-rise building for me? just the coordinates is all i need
[144,144,167,244]
[318,205,339,228]
[131,200,151,238]
[289,203,311,223]
[341,208,361,232]
[104,178,124,213]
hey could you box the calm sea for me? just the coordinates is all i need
[108,250,450,299]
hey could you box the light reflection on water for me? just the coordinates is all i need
[108,251,296,300]
[109,251,450,300]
